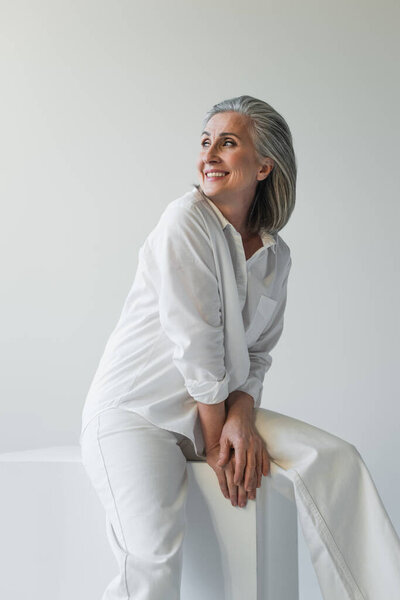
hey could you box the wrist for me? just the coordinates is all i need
[226,391,254,415]
[197,400,226,455]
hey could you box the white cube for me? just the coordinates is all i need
[0,446,299,599]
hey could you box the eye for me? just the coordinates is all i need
[201,139,236,147]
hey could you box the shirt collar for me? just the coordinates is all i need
[199,191,277,255]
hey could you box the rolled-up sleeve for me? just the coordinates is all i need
[236,257,292,408]
[148,203,229,404]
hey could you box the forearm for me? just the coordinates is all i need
[197,400,227,453]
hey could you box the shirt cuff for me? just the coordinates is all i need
[187,372,230,404]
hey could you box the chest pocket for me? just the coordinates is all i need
[245,295,278,347]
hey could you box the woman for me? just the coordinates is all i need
[80,95,400,599]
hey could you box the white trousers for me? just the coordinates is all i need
[80,406,400,600]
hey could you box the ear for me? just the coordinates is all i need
[257,157,274,182]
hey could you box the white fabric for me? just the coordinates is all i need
[80,405,400,600]
[80,186,291,458]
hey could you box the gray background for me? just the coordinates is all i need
[1,1,399,597]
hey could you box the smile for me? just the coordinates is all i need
[205,172,229,178]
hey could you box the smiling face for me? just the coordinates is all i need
[196,111,273,205]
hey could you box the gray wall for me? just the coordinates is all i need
[1,1,399,597]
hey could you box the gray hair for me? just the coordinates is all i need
[194,95,297,235]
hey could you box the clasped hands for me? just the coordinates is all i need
[206,403,271,508]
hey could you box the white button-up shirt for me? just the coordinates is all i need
[80,186,292,458]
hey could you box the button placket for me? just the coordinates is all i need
[224,226,248,312]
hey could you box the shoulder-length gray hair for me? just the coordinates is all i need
[194,95,297,235]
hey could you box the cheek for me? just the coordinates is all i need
[230,153,251,171]
[238,158,257,177]
[229,162,252,178]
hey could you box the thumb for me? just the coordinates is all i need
[217,438,230,466]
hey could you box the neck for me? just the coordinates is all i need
[197,185,256,239]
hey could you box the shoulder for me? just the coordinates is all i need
[276,232,291,258]
[156,188,208,234]
[276,232,292,274]
[144,188,214,262]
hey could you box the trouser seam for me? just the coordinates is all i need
[291,467,366,600]
[96,414,130,600]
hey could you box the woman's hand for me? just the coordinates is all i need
[217,404,270,500]
[205,442,256,507]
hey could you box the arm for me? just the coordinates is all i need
[231,256,292,412]
[197,401,227,453]
[217,258,292,490]
[150,203,229,405]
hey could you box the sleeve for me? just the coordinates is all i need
[235,257,292,408]
[150,203,229,405]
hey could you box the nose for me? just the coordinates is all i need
[202,141,221,165]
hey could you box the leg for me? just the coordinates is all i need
[80,407,189,600]
[254,407,400,600]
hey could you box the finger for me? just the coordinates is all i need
[256,440,262,488]
[244,447,257,492]
[237,482,248,508]
[262,447,270,476]
[217,437,231,467]
[233,442,247,486]
[225,461,239,506]
[216,471,230,499]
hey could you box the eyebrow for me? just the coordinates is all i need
[201,131,241,140]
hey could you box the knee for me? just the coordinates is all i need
[343,439,364,464]
[323,435,363,472]
[253,407,363,468]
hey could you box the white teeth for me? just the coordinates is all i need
[206,172,227,177]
